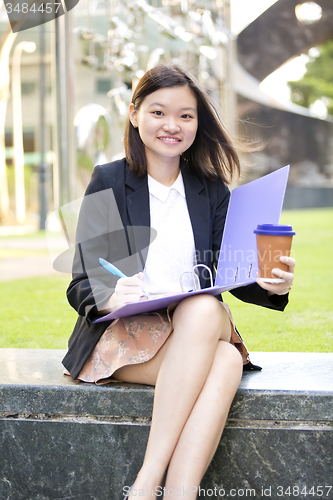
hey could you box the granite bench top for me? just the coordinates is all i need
[1,349,332,422]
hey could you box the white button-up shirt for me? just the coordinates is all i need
[143,172,197,296]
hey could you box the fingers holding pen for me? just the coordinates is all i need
[98,259,150,303]
[114,272,149,306]
[116,273,146,299]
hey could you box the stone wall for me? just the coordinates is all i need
[1,349,332,500]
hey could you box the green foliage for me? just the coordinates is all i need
[288,40,333,115]
[77,153,94,172]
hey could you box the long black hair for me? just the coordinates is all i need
[124,64,241,184]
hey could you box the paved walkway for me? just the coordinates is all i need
[0,233,70,281]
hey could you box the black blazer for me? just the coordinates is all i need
[62,158,288,379]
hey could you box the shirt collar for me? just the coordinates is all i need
[148,171,185,203]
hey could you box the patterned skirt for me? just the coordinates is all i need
[72,301,250,385]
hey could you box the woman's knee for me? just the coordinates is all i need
[173,295,231,343]
[207,342,243,401]
[174,294,226,326]
[215,341,243,375]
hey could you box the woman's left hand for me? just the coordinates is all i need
[256,255,295,296]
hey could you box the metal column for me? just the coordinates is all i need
[54,11,77,208]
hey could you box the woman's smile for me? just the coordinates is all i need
[157,135,182,143]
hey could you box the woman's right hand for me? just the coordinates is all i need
[105,272,147,313]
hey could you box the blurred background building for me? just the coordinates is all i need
[0,0,332,228]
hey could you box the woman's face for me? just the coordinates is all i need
[129,86,198,165]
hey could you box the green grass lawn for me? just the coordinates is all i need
[0,276,76,349]
[0,208,332,351]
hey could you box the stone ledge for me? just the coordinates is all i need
[1,349,333,500]
[1,349,332,421]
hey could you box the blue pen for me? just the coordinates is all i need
[99,258,150,298]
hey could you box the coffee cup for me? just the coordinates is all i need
[254,224,295,283]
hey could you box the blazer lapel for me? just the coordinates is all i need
[125,166,151,269]
[181,163,212,280]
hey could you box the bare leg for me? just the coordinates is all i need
[114,295,240,498]
[163,341,242,498]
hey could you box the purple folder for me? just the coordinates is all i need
[93,165,290,322]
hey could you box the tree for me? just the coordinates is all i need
[288,39,333,116]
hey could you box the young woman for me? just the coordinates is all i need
[62,64,295,499]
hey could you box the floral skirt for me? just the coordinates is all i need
[75,302,250,385]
